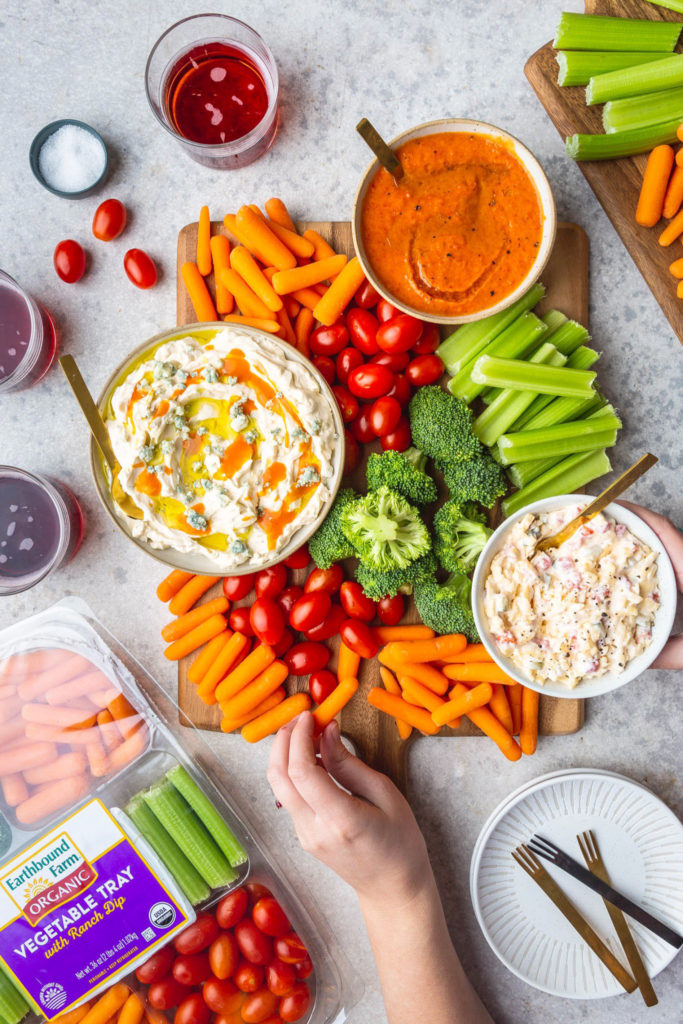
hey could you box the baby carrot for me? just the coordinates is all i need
[284,295,300,319]
[636,144,674,227]
[379,667,411,739]
[379,657,449,695]
[169,575,220,616]
[442,662,516,685]
[22,703,97,729]
[489,683,514,734]
[17,653,93,701]
[223,315,280,333]
[663,163,683,219]
[230,247,283,312]
[215,642,275,703]
[263,218,315,260]
[96,709,121,752]
[86,735,109,777]
[157,570,194,602]
[0,740,57,774]
[659,204,683,245]
[437,642,493,663]
[210,235,234,314]
[24,750,88,784]
[221,268,273,319]
[677,279,683,298]
[45,669,111,705]
[219,660,289,720]
[507,683,523,735]
[462,694,522,761]
[294,306,314,357]
[16,773,90,825]
[242,692,311,742]
[188,631,231,685]
[272,255,348,295]
[198,631,251,703]
[432,683,492,727]
[181,261,218,322]
[235,206,297,270]
[107,723,149,772]
[0,716,25,746]
[164,615,227,661]
[80,984,130,1024]
[52,1004,91,1024]
[161,596,229,642]
[118,992,145,1024]
[0,684,14,700]
[313,257,366,326]
[197,205,212,276]
[367,687,439,735]
[337,641,360,683]
[265,197,296,231]
[290,286,327,311]
[520,687,540,755]
[1,773,29,807]
[670,256,683,277]
[144,1009,169,1024]
[399,676,445,715]
[275,306,296,345]
[302,229,337,261]
[0,696,23,722]
[374,625,435,643]
[312,677,359,735]
[220,687,285,733]
[381,634,467,664]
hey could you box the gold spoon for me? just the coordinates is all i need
[535,452,658,553]
[59,354,144,520]
[356,118,404,181]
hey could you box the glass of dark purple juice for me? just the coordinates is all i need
[0,467,84,595]
[0,270,58,393]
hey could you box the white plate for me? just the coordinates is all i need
[470,771,683,998]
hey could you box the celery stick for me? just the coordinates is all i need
[502,450,612,518]
[507,399,612,487]
[510,347,600,427]
[556,50,672,87]
[474,343,567,447]
[448,313,548,403]
[167,764,247,867]
[543,320,590,357]
[471,355,596,398]
[646,0,683,11]
[541,310,567,336]
[497,414,621,465]
[437,282,545,375]
[125,794,210,905]
[143,779,236,888]
[0,965,29,1024]
[566,119,681,160]
[588,53,683,104]
[603,87,683,134]
[553,13,681,51]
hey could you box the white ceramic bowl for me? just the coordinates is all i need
[351,118,557,326]
[472,495,677,699]
[90,323,346,575]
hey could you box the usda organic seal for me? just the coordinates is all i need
[149,901,176,928]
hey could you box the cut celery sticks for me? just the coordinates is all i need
[646,0,683,11]
[125,793,211,905]
[448,312,548,404]
[496,412,621,465]
[556,50,672,87]
[603,87,683,134]
[507,398,612,487]
[541,310,568,336]
[0,964,29,1024]
[566,119,681,160]
[502,449,612,518]
[587,53,683,104]
[509,346,600,427]
[553,12,681,52]
[167,764,248,867]
[471,355,596,398]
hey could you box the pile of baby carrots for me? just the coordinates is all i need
[636,127,683,300]
[181,197,365,350]
[50,983,149,1024]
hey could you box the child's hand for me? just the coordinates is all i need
[268,711,430,908]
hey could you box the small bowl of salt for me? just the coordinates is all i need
[30,119,108,199]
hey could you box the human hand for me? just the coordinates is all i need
[618,501,683,669]
[268,711,430,909]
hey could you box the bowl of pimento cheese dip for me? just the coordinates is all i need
[472,495,676,698]
[92,324,345,574]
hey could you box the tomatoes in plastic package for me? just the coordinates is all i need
[304,604,345,642]
[278,982,312,1022]
[174,993,211,1024]
[240,989,278,1023]
[347,364,394,399]
[235,918,273,965]
[252,896,291,937]
[304,565,343,595]
[336,346,364,385]
[148,977,188,1010]
[209,931,240,979]
[284,642,330,675]
[273,932,309,964]
[172,952,212,986]
[124,248,157,289]
[245,882,272,907]
[377,593,405,625]
[216,887,249,929]
[223,574,255,600]
[174,912,220,953]
[233,959,265,993]
[346,308,379,355]
[376,314,423,354]
[254,564,288,600]
[339,619,379,659]
[265,958,297,996]
[293,955,314,980]
[308,669,338,704]
[202,977,241,1015]
[135,945,175,984]
[249,598,285,646]
[339,581,376,622]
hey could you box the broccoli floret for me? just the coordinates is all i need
[436,454,507,509]
[355,552,437,600]
[408,385,482,463]
[413,571,479,642]
[340,486,430,571]
[308,488,358,568]
[366,447,438,506]
[433,499,492,573]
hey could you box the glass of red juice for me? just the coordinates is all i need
[0,271,57,394]
[0,467,84,596]
[145,14,279,169]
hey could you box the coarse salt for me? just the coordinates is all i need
[38,124,106,193]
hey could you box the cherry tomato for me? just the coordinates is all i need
[380,415,412,452]
[376,299,399,322]
[304,604,345,642]
[354,280,380,309]
[386,373,412,407]
[284,642,330,675]
[293,955,314,980]
[376,314,423,354]
[53,239,86,283]
[223,574,255,600]
[241,989,278,1023]
[246,883,272,907]
[336,347,364,385]
[273,933,308,965]
[252,896,291,937]
[202,978,241,1015]
[172,953,212,987]
[349,406,375,444]
[406,353,445,387]
[276,585,303,618]
[304,565,343,595]
[339,619,379,659]
[229,606,254,637]
[371,351,410,372]
[174,993,210,1024]
[309,324,348,356]
[266,959,296,996]
[92,198,127,241]
[255,565,288,600]
[343,430,359,476]
[284,545,310,570]
[308,669,338,705]
[369,396,401,437]
[346,308,379,355]
[312,355,336,385]
[148,977,188,1010]
[234,960,264,993]
[135,946,175,984]
[217,888,249,929]
[278,982,311,1022]
[124,247,157,289]
[273,628,294,658]
[235,919,273,966]
[412,322,440,354]
[250,598,285,646]
[174,913,220,954]
[209,932,240,979]
[331,384,359,423]
[347,364,394,399]
[377,593,405,625]
[339,581,376,622]
[289,593,331,633]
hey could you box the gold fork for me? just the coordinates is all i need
[511,844,636,993]
[577,830,658,1007]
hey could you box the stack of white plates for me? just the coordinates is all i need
[469,769,683,998]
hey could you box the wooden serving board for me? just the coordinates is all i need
[176,219,586,790]
[525,0,683,344]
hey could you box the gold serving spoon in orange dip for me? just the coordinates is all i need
[356,118,405,181]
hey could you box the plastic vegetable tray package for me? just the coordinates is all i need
[0,598,359,1024]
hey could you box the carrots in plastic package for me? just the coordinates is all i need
[1,773,29,807]
[52,1003,92,1024]
[24,751,88,784]
[118,992,145,1024]
[156,570,194,603]
[45,670,111,706]
[79,983,131,1024]
[107,724,149,772]
[16,773,90,825]
[22,703,97,729]
[181,262,218,322]
[242,692,311,743]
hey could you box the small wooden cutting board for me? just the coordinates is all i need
[176,219,587,790]
[525,0,683,344]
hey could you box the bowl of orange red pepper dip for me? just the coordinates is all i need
[352,119,556,325]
